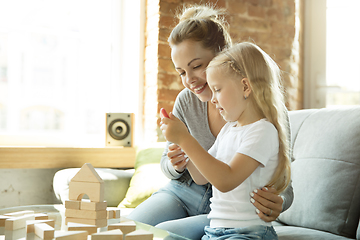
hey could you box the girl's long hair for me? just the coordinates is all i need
[168,4,232,54]
[208,42,291,193]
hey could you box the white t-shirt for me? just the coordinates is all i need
[207,118,279,228]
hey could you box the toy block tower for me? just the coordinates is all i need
[65,163,107,228]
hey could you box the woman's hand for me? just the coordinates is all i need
[250,187,283,222]
[167,143,189,173]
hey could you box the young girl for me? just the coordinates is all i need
[160,42,291,239]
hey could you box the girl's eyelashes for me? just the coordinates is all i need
[193,64,202,69]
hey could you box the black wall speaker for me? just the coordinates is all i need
[106,113,134,147]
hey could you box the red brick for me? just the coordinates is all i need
[159,58,175,72]
[267,8,283,21]
[248,4,266,18]
[158,72,182,89]
[161,0,181,3]
[159,27,173,42]
[159,1,180,16]
[158,43,171,58]
[227,1,247,15]
[159,15,177,28]
[158,89,180,102]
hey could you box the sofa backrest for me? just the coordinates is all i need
[278,107,360,239]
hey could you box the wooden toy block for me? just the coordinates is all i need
[34,213,49,220]
[5,214,35,230]
[4,228,25,240]
[80,201,107,211]
[27,219,55,233]
[69,181,104,203]
[0,215,10,227]
[125,229,153,240]
[54,230,88,240]
[65,217,107,228]
[71,163,104,183]
[34,223,55,240]
[65,200,81,210]
[4,210,34,217]
[91,229,123,240]
[107,221,136,235]
[67,223,97,235]
[65,209,107,220]
[106,207,120,219]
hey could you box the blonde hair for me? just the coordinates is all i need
[207,42,291,194]
[168,4,232,54]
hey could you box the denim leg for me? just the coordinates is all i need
[156,214,210,240]
[203,226,278,240]
[128,176,211,227]
[127,187,188,226]
[170,176,212,216]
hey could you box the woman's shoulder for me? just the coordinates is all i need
[176,88,198,102]
[174,88,205,112]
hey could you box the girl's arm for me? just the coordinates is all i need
[180,134,260,192]
[161,113,260,192]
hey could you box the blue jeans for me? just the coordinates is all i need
[127,171,212,240]
[202,226,278,240]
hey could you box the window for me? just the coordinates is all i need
[0,0,144,147]
[303,0,360,108]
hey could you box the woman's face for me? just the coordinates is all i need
[171,40,216,102]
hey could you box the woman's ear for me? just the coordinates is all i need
[241,78,252,96]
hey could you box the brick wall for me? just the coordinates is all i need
[143,0,303,142]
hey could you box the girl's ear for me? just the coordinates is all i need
[241,78,252,96]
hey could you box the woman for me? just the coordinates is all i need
[127,5,293,240]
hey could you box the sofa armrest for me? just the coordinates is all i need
[53,168,135,207]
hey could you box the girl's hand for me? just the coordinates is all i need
[250,187,283,222]
[167,143,189,173]
[160,112,189,145]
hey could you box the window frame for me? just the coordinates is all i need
[303,0,327,109]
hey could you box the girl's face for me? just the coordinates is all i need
[207,67,249,125]
[171,40,215,102]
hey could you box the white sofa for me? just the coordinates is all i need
[54,107,360,239]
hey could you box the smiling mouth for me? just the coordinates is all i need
[192,83,207,94]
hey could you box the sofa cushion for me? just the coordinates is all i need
[274,225,351,240]
[118,147,169,208]
[278,107,360,239]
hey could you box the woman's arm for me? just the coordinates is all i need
[250,181,293,221]
[160,141,188,179]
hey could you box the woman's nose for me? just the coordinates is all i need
[185,72,196,84]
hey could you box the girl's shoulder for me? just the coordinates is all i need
[245,119,278,138]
